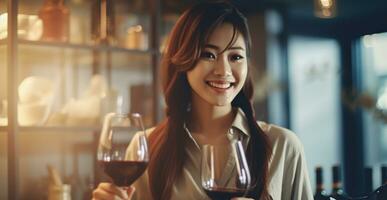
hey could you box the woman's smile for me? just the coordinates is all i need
[206,80,235,89]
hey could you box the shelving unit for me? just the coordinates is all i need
[1,0,163,199]
[19,126,100,133]
[17,38,156,54]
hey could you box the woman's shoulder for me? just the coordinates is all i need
[132,127,155,142]
[145,127,156,136]
[142,119,169,137]
[257,121,304,154]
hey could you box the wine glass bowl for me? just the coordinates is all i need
[201,140,251,200]
[97,112,149,187]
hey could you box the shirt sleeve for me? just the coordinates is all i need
[266,124,314,200]
[288,141,314,200]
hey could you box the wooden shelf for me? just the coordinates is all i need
[19,126,100,133]
[1,125,141,133]
[18,39,155,54]
[1,39,155,55]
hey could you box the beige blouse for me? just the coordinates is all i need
[126,109,313,200]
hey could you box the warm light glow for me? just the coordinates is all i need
[0,13,8,39]
[0,13,42,40]
[314,0,337,18]
[320,0,333,8]
[127,25,143,34]
[322,9,332,17]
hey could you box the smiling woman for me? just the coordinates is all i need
[187,23,248,107]
[92,1,313,200]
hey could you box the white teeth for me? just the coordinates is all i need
[208,82,231,89]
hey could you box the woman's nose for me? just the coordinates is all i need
[213,57,232,77]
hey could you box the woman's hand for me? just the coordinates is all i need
[92,182,135,200]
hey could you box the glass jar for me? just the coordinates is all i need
[39,0,69,42]
[48,184,72,200]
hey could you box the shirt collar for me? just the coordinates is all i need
[183,123,201,149]
[231,107,250,137]
[183,107,250,149]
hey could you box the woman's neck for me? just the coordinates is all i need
[188,97,235,138]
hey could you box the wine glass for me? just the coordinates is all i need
[201,140,252,200]
[97,112,149,188]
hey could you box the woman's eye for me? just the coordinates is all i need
[230,54,244,61]
[200,52,216,60]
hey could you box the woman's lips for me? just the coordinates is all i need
[206,81,235,91]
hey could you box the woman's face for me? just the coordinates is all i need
[187,23,248,107]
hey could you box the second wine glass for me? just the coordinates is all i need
[201,140,251,200]
[97,112,149,188]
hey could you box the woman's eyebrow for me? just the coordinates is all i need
[204,44,245,51]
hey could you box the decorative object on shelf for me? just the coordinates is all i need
[18,76,54,126]
[0,99,7,126]
[47,165,72,200]
[64,75,106,125]
[39,0,70,42]
[0,13,43,40]
[48,184,71,200]
[91,0,116,44]
[116,13,149,50]
[125,25,147,49]
[46,75,113,126]
[314,0,337,18]
[100,88,118,120]
[61,96,101,126]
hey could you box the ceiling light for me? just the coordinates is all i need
[314,0,337,18]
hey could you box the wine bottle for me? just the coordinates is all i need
[330,165,348,200]
[375,185,387,200]
[314,167,330,200]
[364,167,373,195]
[382,165,387,185]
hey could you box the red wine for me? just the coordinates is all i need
[204,187,245,200]
[100,160,147,187]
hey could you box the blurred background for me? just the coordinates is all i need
[1,0,387,199]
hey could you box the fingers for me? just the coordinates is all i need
[92,182,131,200]
[127,186,136,199]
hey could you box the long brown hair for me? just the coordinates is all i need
[148,1,272,199]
